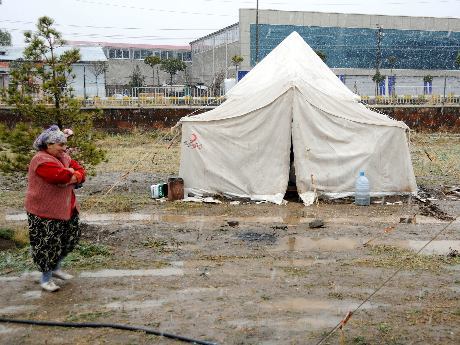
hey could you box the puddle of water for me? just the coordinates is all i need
[400,240,460,255]
[230,298,381,330]
[21,290,42,300]
[276,237,359,252]
[81,213,151,224]
[176,287,218,295]
[80,267,183,278]
[171,261,184,267]
[6,212,457,226]
[275,236,460,255]
[0,305,36,315]
[264,298,377,313]
[0,271,40,282]
[103,287,218,311]
[4,214,27,221]
[105,299,165,310]
[157,214,284,224]
[274,258,336,267]
[229,316,337,330]
[0,325,16,334]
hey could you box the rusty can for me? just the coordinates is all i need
[168,177,184,201]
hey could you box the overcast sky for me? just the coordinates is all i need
[1,0,459,46]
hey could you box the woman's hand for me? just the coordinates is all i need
[67,168,75,174]
[66,174,78,185]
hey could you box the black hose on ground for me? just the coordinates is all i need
[0,317,218,345]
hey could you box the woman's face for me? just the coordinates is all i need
[46,142,67,157]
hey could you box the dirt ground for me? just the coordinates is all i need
[0,132,459,345]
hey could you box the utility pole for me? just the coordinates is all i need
[376,25,383,74]
[255,0,259,64]
[374,25,383,96]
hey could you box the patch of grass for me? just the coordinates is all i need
[352,336,370,345]
[281,266,309,277]
[95,130,180,174]
[411,132,460,187]
[80,193,149,213]
[164,202,206,211]
[0,247,35,274]
[0,191,25,209]
[0,226,30,248]
[141,238,181,253]
[377,322,392,334]
[353,245,460,271]
[328,291,344,300]
[63,241,112,270]
[12,227,30,247]
[0,228,14,240]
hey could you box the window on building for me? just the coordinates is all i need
[108,48,130,59]
[182,51,192,61]
[141,50,152,59]
[134,50,141,59]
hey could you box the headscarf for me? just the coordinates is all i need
[33,125,67,151]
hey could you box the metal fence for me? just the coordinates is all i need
[0,87,459,108]
[360,94,460,106]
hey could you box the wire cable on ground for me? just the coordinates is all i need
[0,101,224,342]
[314,214,458,345]
[0,318,218,345]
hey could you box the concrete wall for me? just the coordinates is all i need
[1,106,459,132]
[105,60,191,88]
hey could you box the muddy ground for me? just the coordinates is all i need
[0,132,459,345]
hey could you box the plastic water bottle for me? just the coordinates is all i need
[355,171,370,206]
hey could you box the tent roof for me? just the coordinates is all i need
[181,32,407,129]
[226,31,358,101]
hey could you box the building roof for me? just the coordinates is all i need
[0,46,107,62]
[67,40,191,50]
[189,23,238,45]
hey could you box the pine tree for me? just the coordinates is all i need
[0,16,105,174]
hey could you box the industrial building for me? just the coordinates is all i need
[190,9,460,97]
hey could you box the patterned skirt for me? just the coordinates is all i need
[27,212,81,272]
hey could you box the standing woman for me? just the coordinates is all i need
[25,125,86,292]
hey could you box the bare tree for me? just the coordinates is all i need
[88,61,107,97]
[209,70,225,96]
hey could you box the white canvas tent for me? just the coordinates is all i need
[179,32,417,205]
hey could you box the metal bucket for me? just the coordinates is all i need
[167,177,184,201]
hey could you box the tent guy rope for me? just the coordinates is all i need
[314,213,458,345]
